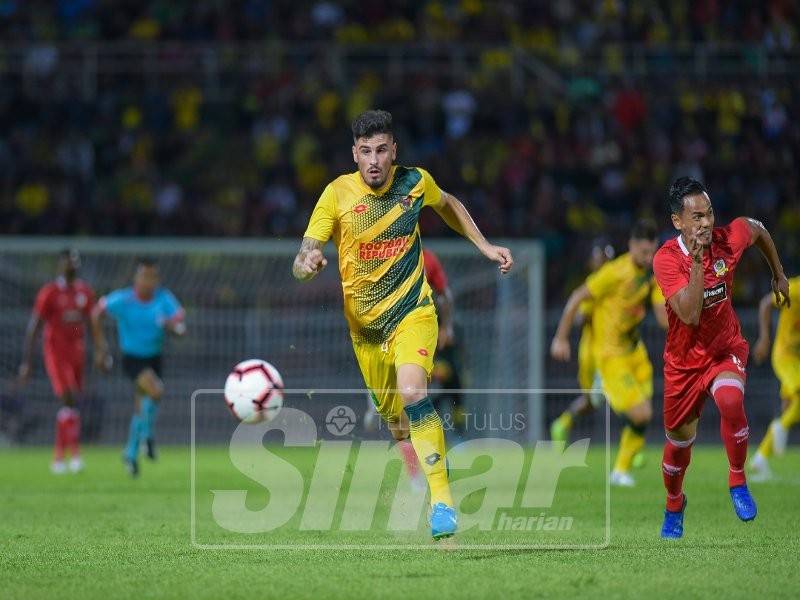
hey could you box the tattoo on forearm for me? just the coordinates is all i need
[293,237,323,279]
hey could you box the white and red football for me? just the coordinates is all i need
[224,359,284,424]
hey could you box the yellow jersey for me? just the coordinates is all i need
[578,297,595,331]
[773,275,800,357]
[585,253,663,359]
[303,165,443,343]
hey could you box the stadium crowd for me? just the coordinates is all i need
[0,1,798,299]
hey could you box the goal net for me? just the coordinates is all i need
[0,238,544,446]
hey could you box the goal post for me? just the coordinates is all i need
[0,237,544,445]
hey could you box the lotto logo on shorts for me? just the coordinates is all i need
[417,348,429,357]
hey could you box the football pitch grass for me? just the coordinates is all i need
[1,445,798,599]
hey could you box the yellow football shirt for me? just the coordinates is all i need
[773,275,800,357]
[303,165,443,343]
[585,253,657,359]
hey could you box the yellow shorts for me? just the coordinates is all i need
[596,341,653,414]
[577,324,596,392]
[352,304,437,421]
[772,352,800,400]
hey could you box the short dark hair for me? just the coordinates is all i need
[59,247,78,261]
[136,256,158,268]
[352,109,393,141]
[668,177,707,215]
[630,218,658,241]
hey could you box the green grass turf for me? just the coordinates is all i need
[1,445,799,599]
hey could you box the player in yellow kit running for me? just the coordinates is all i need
[551,220,667,487]
[749,275,799,481]
[550,240,615,442]
[292,109,513,539]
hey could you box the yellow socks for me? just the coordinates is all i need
[779,393,800,430]
[404,397,453,507]
[614,425,646,473]
[756,427,775,458]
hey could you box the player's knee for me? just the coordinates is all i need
[61,391,75,407]
[139,374,163,400]
[150,382,164,401]
[625,416,648,435]
[711,379,745,417]
[399,385,426,406]
[389,421,409,441]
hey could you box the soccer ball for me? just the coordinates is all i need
[224,359,284,424]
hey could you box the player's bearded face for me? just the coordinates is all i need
[673,193,715,247]
[629,238,657,269]
[352,133,397,189]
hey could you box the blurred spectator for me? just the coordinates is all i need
[0,1,797,301]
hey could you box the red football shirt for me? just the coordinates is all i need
[33,277,95,354]
[653,217,753,372]
[423,249,448,295]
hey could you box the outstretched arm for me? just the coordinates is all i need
[433,191,513,274]
[753,293,775,365]
[550,284,592,362]
[292,237,328,282]
[746,218,790,308]
[90,305,112,371]
[18,314,43,384]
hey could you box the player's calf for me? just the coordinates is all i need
[711,377,748,488]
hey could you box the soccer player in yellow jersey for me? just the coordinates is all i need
[550,240,615,442]
[749,275,799,481]
[292,110,513,539]
[551,220,667,487]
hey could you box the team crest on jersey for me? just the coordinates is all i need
[353,203,369,214]
[75,292,87,308]
[398,194,413,211]
[713,258,728,277]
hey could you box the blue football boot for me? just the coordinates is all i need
[430,503,457,539]
[729,485,757,522]
[660,495,687,539]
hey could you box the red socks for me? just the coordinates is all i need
[711,378,748,487]
[55,407,80,461]
[662,435,694,511]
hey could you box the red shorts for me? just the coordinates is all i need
[662,342,748,431]
[44,346,85,398]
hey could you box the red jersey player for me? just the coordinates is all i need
[18,249,97,474]
[654,178,790,538]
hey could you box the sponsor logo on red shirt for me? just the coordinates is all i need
[702,282,727,308]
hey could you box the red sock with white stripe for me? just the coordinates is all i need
[711,378,748,487]
[54,407,70,462]
[662,435,693,511]
[65,407,81,458]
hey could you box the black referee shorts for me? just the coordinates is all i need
[121,354,163,381]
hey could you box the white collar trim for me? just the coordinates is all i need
[677,235,689,256]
